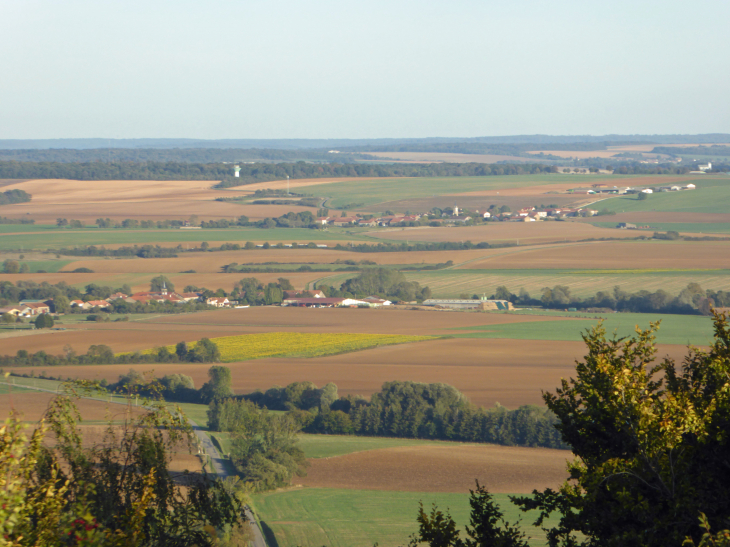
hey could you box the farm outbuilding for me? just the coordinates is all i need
[423,298,513,311]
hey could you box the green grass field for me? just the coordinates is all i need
[454,311,715,346]
[211,432,467,459]
[597,178,730,215]
[403,269,730,299]
[253,488,554,547]
[307,174,663,210]
[0,227,380,251]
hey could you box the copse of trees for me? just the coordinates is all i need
[0,188,31,205]
[218,380,568,450]
[207,398,308,492]
[331,267,432,302]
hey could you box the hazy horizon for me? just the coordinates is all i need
[2,0,728,139]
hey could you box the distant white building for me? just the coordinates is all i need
[699,162,712,171]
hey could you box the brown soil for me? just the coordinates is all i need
[297,444,569,493]
[0,391,136,423]
[3,333,692,409]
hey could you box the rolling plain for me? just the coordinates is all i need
[1,172,729,546]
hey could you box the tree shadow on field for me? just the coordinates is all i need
[260,521,280,547]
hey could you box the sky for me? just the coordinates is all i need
[1,0,728,139]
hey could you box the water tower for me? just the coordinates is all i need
[234,165,241,178]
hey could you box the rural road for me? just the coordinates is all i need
[186,418,268,547]
[1,382,268,547]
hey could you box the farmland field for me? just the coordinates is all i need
[453,311,715,346]
[400,268,730,299]
[595,178,730,215]
[140,332,439,362]
[254,488,559,547]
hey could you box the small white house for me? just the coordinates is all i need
[641,189,653,194]
[699,162,712,171]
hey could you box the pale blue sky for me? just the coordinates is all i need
[1,0,728,139]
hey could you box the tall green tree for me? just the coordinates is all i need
[150,275,174,292]
[513,313,730,547]
[200,365,232,402]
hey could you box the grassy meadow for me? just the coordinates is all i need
[596,178,730,214]
[253,488,555,547]
[454,311,715,346]
[304,174,674,210]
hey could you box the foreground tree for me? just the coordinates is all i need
[0,380,246,546]
[409,482,529,547]
[513,312,730,546]
[412,313,730,547]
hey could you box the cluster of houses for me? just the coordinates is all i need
[0,300,53,318]
[0,285,234,318]
[569,183,696,195]
[280,290,392,308]
[68,284,228,309]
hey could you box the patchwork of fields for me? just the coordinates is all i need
[1,173,729,547]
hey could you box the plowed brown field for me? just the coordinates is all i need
[297,444,569,493]
[454,240,730,270]
[0,391,135,423]
[3,335,692,408]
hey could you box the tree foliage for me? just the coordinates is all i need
[0,380,245,545]
[207,399,307,492]
[512,312,730,546]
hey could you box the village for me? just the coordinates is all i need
[314,183,697,227]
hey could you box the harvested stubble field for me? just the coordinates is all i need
[0,179,328,222]
[138,332,438,362]
[0,390,142,423]
[57,248,498,274]
[364,221,641,245]
[297,444,568,493]
[452,240,730,270]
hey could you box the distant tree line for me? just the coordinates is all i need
[212,380,567,450]
[652,145,730,156]
[0,147,364,163]
[495,282,728,315]
[0,159,560,183]
[333,240,515,253]
[0,216,34,225]
[0,189,31,205]
[0,337,220,369]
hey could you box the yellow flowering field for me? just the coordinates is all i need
[145,332,437,362]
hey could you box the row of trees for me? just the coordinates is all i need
[0,337,221,368]
[0,159,560,184]
[226,380,567,449]
[494,282,727,315]
[413,313,730,547]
